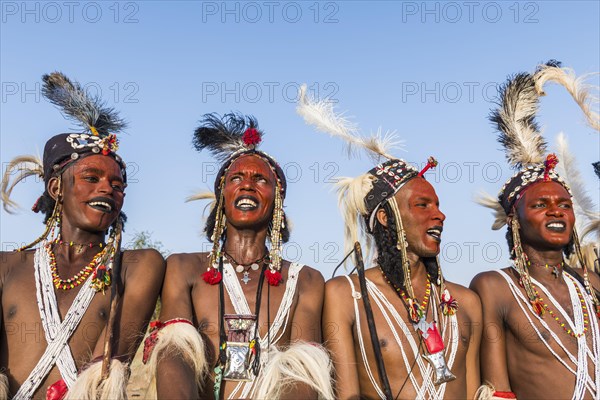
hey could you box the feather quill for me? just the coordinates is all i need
[490,72,546,168]
[42,72,126,135]
[475,191,508,230]
[1,155,43,213]
[535,64,600,131]
[297,84,400,161]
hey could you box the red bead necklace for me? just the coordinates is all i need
[380,268,431,323]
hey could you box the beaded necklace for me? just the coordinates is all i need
[46,243,108,290]
[533,277,590,338]
[380,267,431,324]
[527,258,563,279]
[53,237,104,255]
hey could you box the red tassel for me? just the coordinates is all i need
[202,269,222,285]
[265,269,283,286]
[46,378,68,400]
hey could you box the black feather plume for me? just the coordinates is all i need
[489,72,547,168]
[192,113,261,162]
[593,162,600,180]
[41,72,126,136]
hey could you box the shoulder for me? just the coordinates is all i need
[469,268,511,295]
[0,250,34,283]
[293,263,325,287]
[123,248,165,266]
[166,252,208,272]
[324,274,355,298]
[444,281,481,317]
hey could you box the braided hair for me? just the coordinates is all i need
[371,201,438,289]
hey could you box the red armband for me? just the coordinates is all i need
[494,391,516,399]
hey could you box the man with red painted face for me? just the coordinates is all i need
[142,114,333,399]
[471,63,600,400]
[322,160,482,400]
[0,72,165,399]
[296,88,482,400]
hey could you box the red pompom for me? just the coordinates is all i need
[544,153,559,181]
[243,128,261,146]
[202,269,222,285]
[265,269,283,286]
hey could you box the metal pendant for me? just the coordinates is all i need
[223,314,257,381]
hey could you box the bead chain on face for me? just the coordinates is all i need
[380,268,431,323]
[46,243,108,290]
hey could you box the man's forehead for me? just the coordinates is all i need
[522,181,571,200]
[398,177,438,199]
[68,155,124,176]
[227,154,274,175]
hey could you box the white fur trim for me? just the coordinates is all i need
[0,372,9,400]
[253,342,334,400]
[65,359,128,400]
[140,321,207,400]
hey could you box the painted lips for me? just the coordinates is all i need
[426,226,443,242]
[87,197,115,213]
[235,195,259,211]
[546,220,566,232]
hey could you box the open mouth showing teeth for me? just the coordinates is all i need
[426,227,443,241]
[88,201,113,213]
[235,197,258,211]
[546,221,566,232]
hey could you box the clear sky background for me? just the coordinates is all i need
[1,0,599,286]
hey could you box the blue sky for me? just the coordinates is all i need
[1,0,599,286]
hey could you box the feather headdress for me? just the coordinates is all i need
[192,113,261,163]
[297,85,400,161]
[42,72,126,136]
[1,155,43,213]
[297,84,439,294]
[490,72,546,169]
[191,113,288,286]
[479,61,598,227]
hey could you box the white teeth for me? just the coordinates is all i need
[427,229,441,236]
[547,222,565,228]
[236,199,257,207]
[89,201,112,211]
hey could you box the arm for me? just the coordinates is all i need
[155,254,200,400]
[470,272,511,394]
[91,249,166,361]
[290,266,325,343]
[323,277,360,400]
[463,288,483,400]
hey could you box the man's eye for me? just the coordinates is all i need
[559,203,572,209]
[112,184,124,192]
[83,176,98,182]
[532,203,545,208]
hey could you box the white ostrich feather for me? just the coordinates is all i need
[297,84,400,160]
